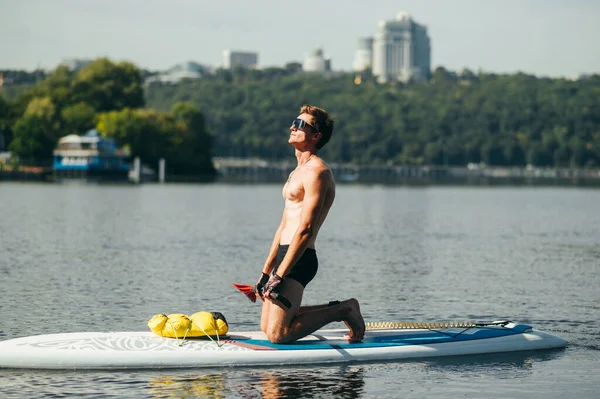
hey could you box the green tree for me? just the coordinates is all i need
[9,96,61,162]
[0,95,14,151]
[71,58,144,112]
[34,66,73,108]
[170,102,215,175]
[97,106,215,177]
[61,102,96,135]
[9,115,56,163]
[97,108,164,164]
[527,142,553,166]
[24,96,56,121]
[424,141,443,165]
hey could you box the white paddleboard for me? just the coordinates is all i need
[0,321,566,370]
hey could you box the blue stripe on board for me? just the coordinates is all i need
[235,326,530,351]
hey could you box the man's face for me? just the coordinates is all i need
[289,113,318,146]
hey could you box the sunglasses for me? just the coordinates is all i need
[292,118,317,132]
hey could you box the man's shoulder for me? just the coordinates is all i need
[304,162,333,184]
[309,158,331,174]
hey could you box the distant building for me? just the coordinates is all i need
[53,130,129,179]
[59,59,93,71]
[145,62,207,84]
[353,37,373,71]
[0,152,11,163]
[303,49,331,72]
[577,73,594,81]
[356,11,431,83]
[222,50,258,69]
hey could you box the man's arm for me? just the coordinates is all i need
[273,169,330,278]
[261,211,287,275]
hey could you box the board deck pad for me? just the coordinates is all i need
[234,325,532,350]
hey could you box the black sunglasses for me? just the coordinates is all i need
[292,118,318,132]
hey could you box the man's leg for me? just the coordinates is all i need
[263,279,365,344]
[262,297,336,331]
[297,301,359,340]
[297,302,339,314]
[261,277,305,335]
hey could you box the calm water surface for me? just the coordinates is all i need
[0,182,599,398]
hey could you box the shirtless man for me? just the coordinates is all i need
[256,104,365,344]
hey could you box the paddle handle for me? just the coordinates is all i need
[232,282,291,308]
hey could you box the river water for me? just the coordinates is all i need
[0,182,598,398]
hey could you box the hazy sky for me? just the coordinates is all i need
[1,0,599,77]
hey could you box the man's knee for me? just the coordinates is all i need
[260,324,267,335]
[265,325,292,344]
[260,318,268,334]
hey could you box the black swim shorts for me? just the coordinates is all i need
[272,245,318,288]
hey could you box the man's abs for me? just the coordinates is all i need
[280,201,314,247]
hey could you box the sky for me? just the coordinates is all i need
[1,0,599,77]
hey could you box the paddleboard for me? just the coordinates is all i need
[0,321,565,370]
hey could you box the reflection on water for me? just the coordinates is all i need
[149,373,228,399]
[148,367,365,399]
[144,350,567,399]
[255,367,365,399]
[421,348,567,374]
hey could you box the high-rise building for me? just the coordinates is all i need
[354,11,431,83]
[353,37,373,72]
[222,50,258,69]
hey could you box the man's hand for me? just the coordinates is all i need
[255,272,270,299]
[262,274,283,298]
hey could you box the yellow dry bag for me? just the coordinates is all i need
[148,311,228,338]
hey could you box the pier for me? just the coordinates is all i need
[213,158,600,186]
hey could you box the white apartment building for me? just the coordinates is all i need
[222,50,259,69]
[303,49,331,72]
[355,11,431,83]
[145,62,208,85]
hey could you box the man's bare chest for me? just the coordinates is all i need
[282,174,305,202]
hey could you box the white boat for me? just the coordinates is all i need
[0,321,565,370]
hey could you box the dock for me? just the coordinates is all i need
[214,158,600,186]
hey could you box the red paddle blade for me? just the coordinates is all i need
[232,282,259,303]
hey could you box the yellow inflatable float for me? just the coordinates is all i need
[148,311,228,339]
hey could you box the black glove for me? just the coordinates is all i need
[263,274,283,298]
[255,272,270,299]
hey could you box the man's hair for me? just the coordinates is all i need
[300,104,334,149]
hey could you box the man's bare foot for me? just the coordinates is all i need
[342,298,365,342]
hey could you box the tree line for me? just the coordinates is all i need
[145,66,600,168]
[1,58,599,170]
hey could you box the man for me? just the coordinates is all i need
[256,104,365,344]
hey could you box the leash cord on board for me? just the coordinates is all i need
[365,320,513,339]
